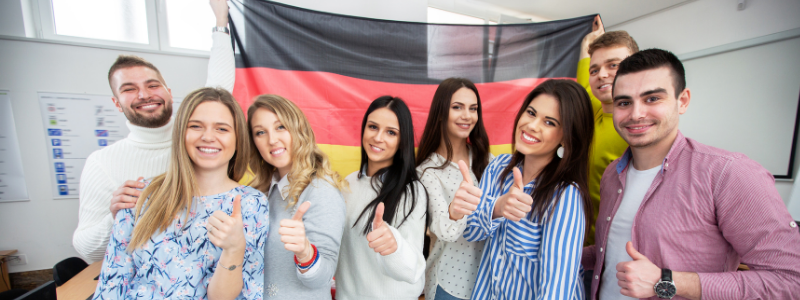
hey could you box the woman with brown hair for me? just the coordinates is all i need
[92,87,269,300]
[415,78,492,300]
[464,79,595,299]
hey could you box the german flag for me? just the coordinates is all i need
[229,0,594,176]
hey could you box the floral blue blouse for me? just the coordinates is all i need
[93,182,269,300]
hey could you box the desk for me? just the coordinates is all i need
[56,261,101,300]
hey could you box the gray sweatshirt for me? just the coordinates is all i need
[264,176,346,299]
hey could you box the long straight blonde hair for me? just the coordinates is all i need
[247,94,346,207]
[128,87,250,250]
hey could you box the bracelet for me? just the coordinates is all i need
[216,260,243,271]
[294,244,318,270]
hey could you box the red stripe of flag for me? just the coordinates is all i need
[233,67,575,147]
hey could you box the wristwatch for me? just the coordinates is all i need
[654,268,677,299]
[212,26,229,34]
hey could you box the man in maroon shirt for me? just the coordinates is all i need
[582,48,800,300]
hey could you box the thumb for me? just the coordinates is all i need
[231,195,242,219]
[512,167,524,190]
[292,201,311,221]
[373,202,385,229]
[458,160,473,186]
[626,241,646,261]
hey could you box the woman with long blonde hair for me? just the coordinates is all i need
[92,88,269,300]
[247,94,346,300]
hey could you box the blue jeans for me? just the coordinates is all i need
[435,285,466,300]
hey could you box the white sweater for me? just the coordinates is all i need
[72,32,235,262]
[335,172,427,300]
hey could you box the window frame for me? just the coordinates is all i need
[31,0,212,55]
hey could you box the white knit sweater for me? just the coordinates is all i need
[72,32,235,262]
[335,171,427,300]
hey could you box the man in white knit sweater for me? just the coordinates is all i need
[72,1,235,262]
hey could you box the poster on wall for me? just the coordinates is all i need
[0,90,30,202]
[38,92,182,199]
[38,92,129,199]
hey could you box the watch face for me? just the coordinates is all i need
[655,281,677,298]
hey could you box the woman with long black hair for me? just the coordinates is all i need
[335,96,428,300]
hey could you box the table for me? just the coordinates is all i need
[56,261,101,300]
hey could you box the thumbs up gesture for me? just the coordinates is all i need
[492,167,533,221]
[448,160,483,221]
[616,241,660,298]
[207,195,246,253]
[279,202,313,263]
[366,203,397,256]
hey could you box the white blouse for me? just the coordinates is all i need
[418,151,494,299]
[335,171,427,300]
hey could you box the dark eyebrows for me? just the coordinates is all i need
[367,120,399,132]
[545,116,561,126]
[613,95,632,102]
[640,88,668,97]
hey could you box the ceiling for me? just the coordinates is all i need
[475,0,693,27]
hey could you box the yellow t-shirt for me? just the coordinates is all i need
[576,57,629,246]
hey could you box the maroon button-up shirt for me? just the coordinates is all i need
[582,131,800,300]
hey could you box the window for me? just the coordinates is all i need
[33,0,214,54]
[163,0,216,52]
[51,0,149,44]
[427,7,493,25]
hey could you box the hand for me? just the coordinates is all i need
[448,160,483,220]
[580,15,605,59]
[492,167,532,221]
[210,0,229,27]
[616,241,660,298]
[207,195,246,253]
[110,177,144,218]
[366,203,397,256]
[279,202,313,263]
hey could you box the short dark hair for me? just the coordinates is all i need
[613,48,686,96]
[588,31,639,57]
[107,55,166,95]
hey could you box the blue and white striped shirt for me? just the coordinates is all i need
[464,154,586,300]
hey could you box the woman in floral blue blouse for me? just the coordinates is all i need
[92,87,269,300]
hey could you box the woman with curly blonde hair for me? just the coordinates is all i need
[247,94,346,299]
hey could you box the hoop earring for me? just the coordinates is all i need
[556,146,564,158]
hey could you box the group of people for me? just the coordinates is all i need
[70,2,800,300]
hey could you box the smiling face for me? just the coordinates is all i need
[589,46,632,103]
[612,66,690,151]
[184,101,236,175]
[111,66,173,128]
[446,87,479,141]
[250,108,293,178]
[514,93,564,160]
[362,107,400,174]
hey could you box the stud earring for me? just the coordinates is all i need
[556,146,564,158]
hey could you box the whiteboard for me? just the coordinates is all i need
[679,37,800,178]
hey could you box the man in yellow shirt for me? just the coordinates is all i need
[576,17,639,245]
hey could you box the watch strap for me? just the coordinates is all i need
[212,26,230,34]
[661,268,673,282]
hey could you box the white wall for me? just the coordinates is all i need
[611,0,800,205]
[0,0,427,274]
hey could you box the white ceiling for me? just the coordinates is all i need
[475,0,693,27]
